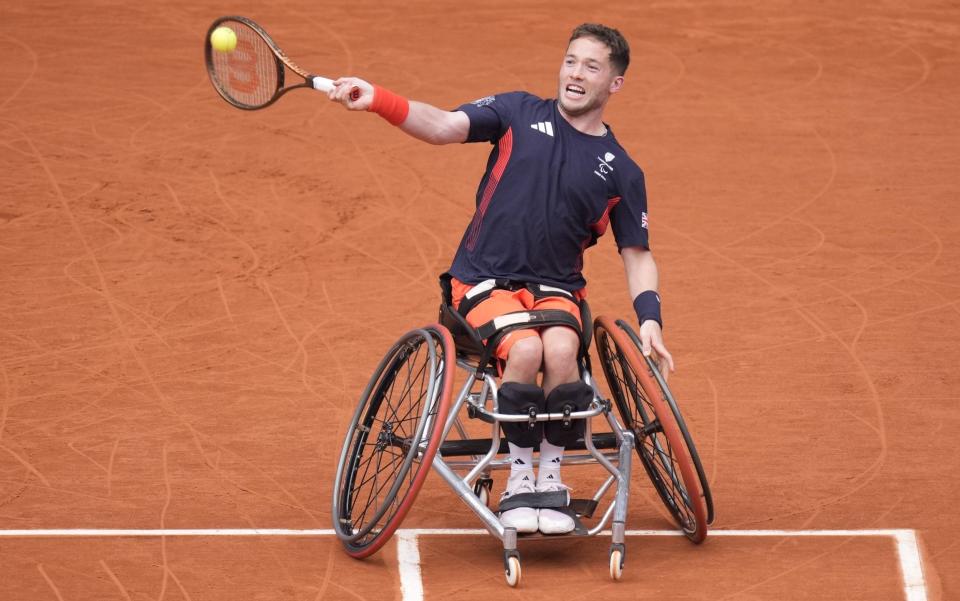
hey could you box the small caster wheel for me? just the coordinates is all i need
[474,476,493,507]
[609,548,624,581]
[505,555,521,587]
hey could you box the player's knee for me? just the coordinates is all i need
[542,328,580,373]
[506,335,543,375]
[497,381,546,448]
[544,381,593,446]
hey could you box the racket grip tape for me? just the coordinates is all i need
[312,77,360,100]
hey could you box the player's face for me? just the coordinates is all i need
[558,36,624,118]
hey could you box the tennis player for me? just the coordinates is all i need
[327,23,673,535]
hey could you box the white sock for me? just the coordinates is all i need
[538,439,564,485]
[508,442,534,476]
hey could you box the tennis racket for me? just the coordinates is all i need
[204,16,359,110]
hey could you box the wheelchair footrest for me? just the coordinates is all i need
[570,498,599,519]
[439,432,618,457]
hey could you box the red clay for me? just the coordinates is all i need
[1,1,958,599]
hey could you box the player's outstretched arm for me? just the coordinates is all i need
[622,246,675,375]
[328,77,468,145]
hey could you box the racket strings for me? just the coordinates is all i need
[209,21,280,108]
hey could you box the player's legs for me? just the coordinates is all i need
[536,326,583,533]
[500,335,543,384]
[452,280,586,534]
[540,325,580,393]
[452,286,544,531]
[535,305,587,533]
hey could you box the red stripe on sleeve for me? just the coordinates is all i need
[590,196,622,236]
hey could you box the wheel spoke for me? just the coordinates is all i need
[333,327,453,555]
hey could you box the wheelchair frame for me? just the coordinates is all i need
[332,301,714,587]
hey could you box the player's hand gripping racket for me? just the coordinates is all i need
[204,16,359,110]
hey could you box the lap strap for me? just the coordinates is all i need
[474,309,581,341]
[456,277,576,318]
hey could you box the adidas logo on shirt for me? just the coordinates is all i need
[531,121,554,137]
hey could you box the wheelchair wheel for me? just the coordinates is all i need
[332,325,455,558]
[594,316,710,543]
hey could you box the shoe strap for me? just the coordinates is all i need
[497,490,569,513]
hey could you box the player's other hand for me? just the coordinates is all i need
[329,77,374,110]
[639,320,675,379]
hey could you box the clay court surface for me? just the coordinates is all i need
[1,0,959,599]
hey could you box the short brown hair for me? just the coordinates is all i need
[569,23,630,75]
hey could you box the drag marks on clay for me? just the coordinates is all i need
[35,563,66,601]
[720,125,836,251]
[1,3,955,598]
[638,13,954,531]
[0,364,9,443]
[2,127,332,522]
[795,284,889,509]
[680,25,825,100]
[0,441,50,488]
[98,559,134,601]
[65,438,120,497]
[653,221,884,526]
[207,169,240,220]
[0,34,38,113]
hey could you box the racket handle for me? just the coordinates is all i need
[312,76,334,92]
[312,77,361,100]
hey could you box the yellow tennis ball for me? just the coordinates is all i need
[210,26,238,53]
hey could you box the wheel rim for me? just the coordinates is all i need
[594,317,707,540]
[617,320,715,526]
[333,326,454,553]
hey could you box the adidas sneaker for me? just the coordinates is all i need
[499,471,538,533]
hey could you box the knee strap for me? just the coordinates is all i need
[497,382,545,448]
[544,381,594,446]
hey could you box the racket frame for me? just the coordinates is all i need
[205,15,334,110]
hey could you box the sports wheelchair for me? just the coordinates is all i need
[332,277,714,586]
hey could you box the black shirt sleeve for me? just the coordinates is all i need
[611,169,650,250]
[454,92,525,143]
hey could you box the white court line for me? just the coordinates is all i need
[0,529,336,537]
[0,528,926,601]
[396,530,424,601]
[392,528,927,601]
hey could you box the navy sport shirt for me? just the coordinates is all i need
[448,91,649,292]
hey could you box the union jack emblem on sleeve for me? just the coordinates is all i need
[641,211,648,229]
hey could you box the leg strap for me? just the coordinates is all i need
[497,382,545,448]
[544,381,594,447]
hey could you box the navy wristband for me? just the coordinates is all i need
[633,290,662,328]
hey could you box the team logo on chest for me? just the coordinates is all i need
[594,152,615,181]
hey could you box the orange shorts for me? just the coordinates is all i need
[450,277,585,361]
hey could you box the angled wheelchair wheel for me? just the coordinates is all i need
[332,324,455,558]
[616,319,715,529]
[594,316,711,543]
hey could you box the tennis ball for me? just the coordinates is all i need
[210,26,238,53]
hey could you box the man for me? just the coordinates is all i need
[327,23,673,535]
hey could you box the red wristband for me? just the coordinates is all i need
[369,84,410,126]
